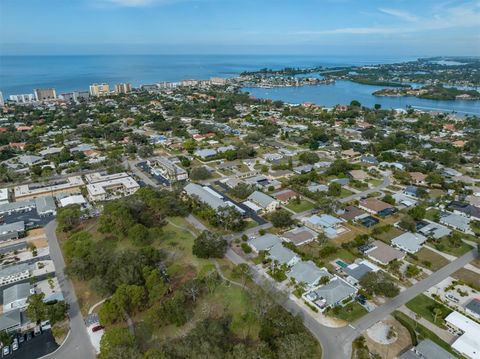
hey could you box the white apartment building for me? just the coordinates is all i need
[85,172,140,202]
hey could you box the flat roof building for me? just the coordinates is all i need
[0,221,25,241]
[445,311,480,359]
[14,176,84,200]
[85,172,140,202]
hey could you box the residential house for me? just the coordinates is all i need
[445,311,480,359]
[288,261,331,289]
[303,214,346,238]
[417,221,451,239]
[248,234,282,253]
[304,276,357,312]
[399,339,456,359]
[342,260,379,286]
[359,198,395,217]
[465,298,480,320]
[362,240,405,265]
[440,213,471,233]
[391,232,427,254]
[404,185,422,198]
[447,201,480,221]
[268,243,300,267]
[246,191,278,213]
[339,206,367,221]
[282,226,317,246]
[273,189,298,204]
[348,170,370,181]
[409,172,427,185]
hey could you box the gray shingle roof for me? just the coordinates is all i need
[0,308,21,331]
[248,234,282,252]
[247,191,276,209]
[310,277,356,306]
[3,283,31,305]
[268,243,297,265]
[288,261,331,286]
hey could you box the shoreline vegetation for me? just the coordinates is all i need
[236,56,480,102]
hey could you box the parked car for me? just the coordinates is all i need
[34,326,41,336]
[92,325,104,333]
[41,320,51,330]
[12,339,18,351]
[446,294,460,303]
[2,346,9,356]
[18,334,24,344]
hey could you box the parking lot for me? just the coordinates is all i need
[2,330,58,359]
[1,211,54,229]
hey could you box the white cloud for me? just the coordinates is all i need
[379,8,419,22]
[294,1,480,37]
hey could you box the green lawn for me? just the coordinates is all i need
[330,302,367,322]
[433,236,473,257]
[340,188,354,198]
[374,226,404,243]
[406,294,452,329]
[285,199,316,213]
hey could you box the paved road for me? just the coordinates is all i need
[224,234,477,359]
[44,221,95,359]
[340,172,391,203]
[122,159,160,188]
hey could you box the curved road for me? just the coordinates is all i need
[225,245,477,359]
[44,221,95,359]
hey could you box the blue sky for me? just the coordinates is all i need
[1,0,479,55]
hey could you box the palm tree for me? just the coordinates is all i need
[433,307,443,323]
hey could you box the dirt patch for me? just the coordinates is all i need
[27,237,49,248]
[27,228,45,237]
[364,316,412,359]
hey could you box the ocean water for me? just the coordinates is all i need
[0,54,478,114]
[0,54,410,96]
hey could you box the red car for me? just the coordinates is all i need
[92,325,104,332]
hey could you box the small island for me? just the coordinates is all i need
[373,85,480,101]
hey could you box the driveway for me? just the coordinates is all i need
[43,221,95,359]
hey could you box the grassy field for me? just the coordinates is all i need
[374,226,404,243]
[405,294,452,329]
[433,236,473,257]
[393,311,457,356]
[285,199,316,213]
[407,248,449,271]
[330,302,367,322]
[341,188,354,198]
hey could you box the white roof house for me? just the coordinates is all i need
[268,243,300,267]
[247,191,278,213]
[59,194,87,208]
[440,213,472,233]
[445,311,480,359]
[391,232,427,253]
[248,234,282,253]
[288,261,331,289]
[303,214,345,238]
